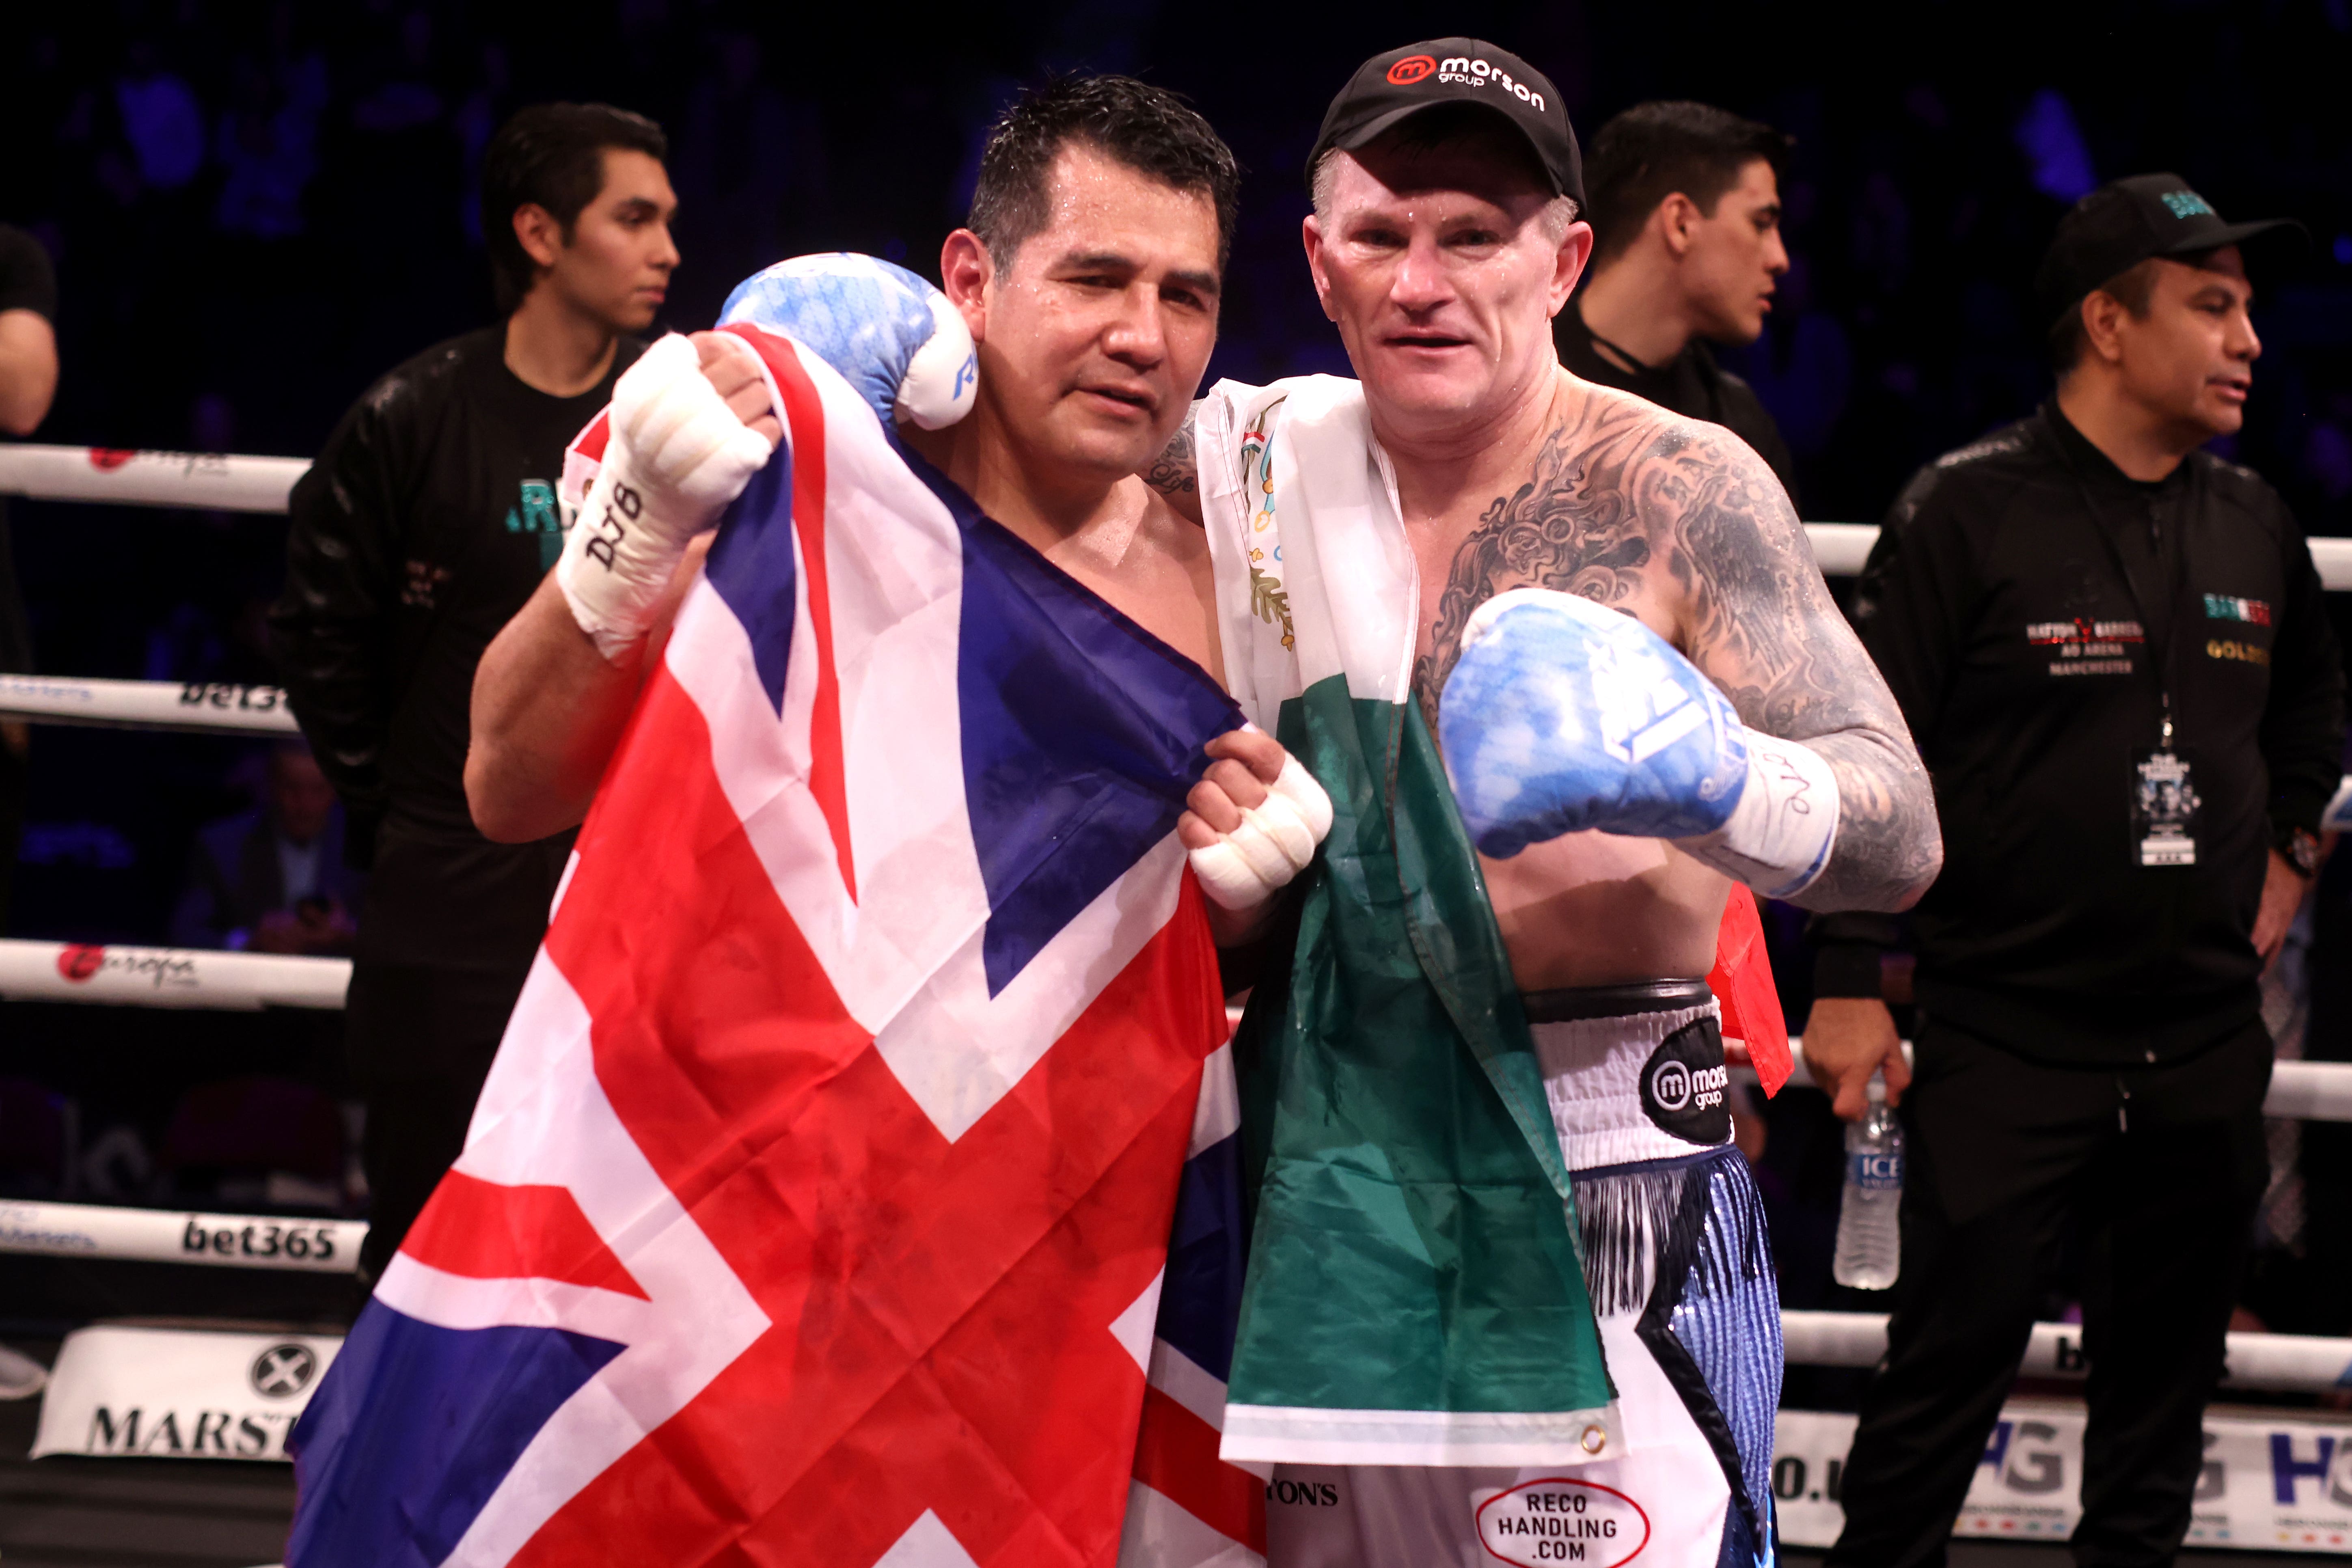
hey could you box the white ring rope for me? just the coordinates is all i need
[2,443,2350,589]
[0,1199,362,1272]
[0,444,305,513]
[1804,520,2352,590]
[1800,522,1880,578]
[1781,1309,2352,1391]
[0,939,348,1010]
[0,674,300,735]
[10,1203,2351,1393]
[1767,1040,2352,1124]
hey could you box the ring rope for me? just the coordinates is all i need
[1781,1309,2352,1390]
[0,674,299,736]
[0,444,304,513]
[0,1199,363,1272]
[3,443,2351,588]
[1769,1040,2352,1125]
[0,938,347,1010]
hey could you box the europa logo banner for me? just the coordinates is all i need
[1475,1477,1651,1566]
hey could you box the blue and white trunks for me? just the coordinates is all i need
[1263,983,1780,1568]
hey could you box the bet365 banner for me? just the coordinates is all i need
[1775,1402,2352,1554]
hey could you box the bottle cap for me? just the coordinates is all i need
[1865,1075,1887,1104]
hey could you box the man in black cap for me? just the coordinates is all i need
[1146,39,1938,1567]
[1806,174,2341,1566]
[1556,101,1802,503]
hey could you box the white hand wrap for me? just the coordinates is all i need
[1679,735,1842,899]
[557,333,777,662]
[1188,754,1336,910]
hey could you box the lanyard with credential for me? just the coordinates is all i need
[2062,448,2201,867]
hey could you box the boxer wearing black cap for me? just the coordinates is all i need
[1148,39,1940,1568]
[1807,175,2340,1567]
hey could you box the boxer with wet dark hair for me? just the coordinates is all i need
[469,76,1325,949]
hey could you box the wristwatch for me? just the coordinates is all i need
[2276,824,2322,878]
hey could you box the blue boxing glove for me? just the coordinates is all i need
[720,253,977,430]
[1439,588,1841,898]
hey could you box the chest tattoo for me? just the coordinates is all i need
[1412,405,1673,733]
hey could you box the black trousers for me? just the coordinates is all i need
[1826,1014,2272,1568]
[347,960,531,1285]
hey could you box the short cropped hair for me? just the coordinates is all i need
[481,103,669,315]
[1583,101,1792,267]
[968,75,1241,272]
[1309,104,1580,243]
[2047,256,2166,373]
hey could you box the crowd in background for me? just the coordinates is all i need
[2,0,2351,1365]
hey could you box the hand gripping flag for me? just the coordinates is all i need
[287,324,1257,1568]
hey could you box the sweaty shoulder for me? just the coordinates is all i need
[1562,379,1792,535]
[1564,374,1687,447]
[1122,483,1223,684]
[1138,484,1213,570]
[1564,377,1764,470]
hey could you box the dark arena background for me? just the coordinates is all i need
[2,2,2352,1564]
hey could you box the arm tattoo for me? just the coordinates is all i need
[1412,399,1942,912]
[1660,428,1941,910]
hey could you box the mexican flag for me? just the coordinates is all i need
[1191,375,1788,1471]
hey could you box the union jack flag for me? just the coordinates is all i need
[288,325,1264,1567]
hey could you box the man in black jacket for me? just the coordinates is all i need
[1553,101,1801,504]
[270,103,676,1283]
[1812,175,2341,1566]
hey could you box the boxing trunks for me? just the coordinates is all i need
[1264,981,1779,1568]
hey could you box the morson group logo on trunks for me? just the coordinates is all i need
[1430,54,1548,111]
[1476,1477,1651,1566]
[1640,1017,1732,1145]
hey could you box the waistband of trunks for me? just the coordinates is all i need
[1530,996,1731,1170]
[1521,977,1713,1024]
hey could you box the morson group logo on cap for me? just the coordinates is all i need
[1386,54,1436,85]
[1435,54,1547,111]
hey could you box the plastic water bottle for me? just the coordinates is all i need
[1834,1079,1903,1290]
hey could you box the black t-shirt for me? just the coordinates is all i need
[271,327,640,971]
[0,225,59,674]
[1555,299,1802,509]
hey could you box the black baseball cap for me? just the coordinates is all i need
[2034,173,2304,326]
[1308,39,1583,210]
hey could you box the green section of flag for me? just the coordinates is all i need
[1227,675,1611,1420]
